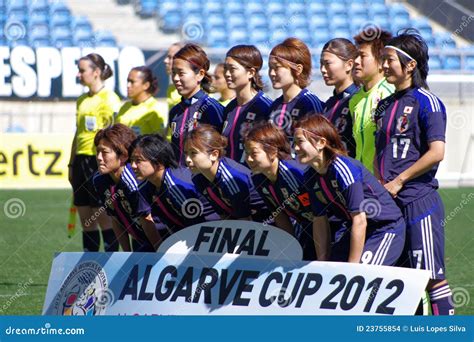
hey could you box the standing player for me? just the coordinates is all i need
[375,30,453,315]
[349,29,394,173]
[245,122,316,260]
[164,42,185,112]
[320,38,359,157]
[212,63,235,106]
[268,38,324,146]
[130,134,217,237]
[222,45,272,165]
[294,115,405,265]
[68,53,121,252]
[93,124,160,251]
[185,125,271,222]
[116,66,167,136]
[168,43,224,165]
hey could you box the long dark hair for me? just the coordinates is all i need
[129,134,178,168]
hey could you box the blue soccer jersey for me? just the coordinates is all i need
[304,156,402,227]
[139,167,217,233]
[192,157,270,221]
[169,90,224,165]
[252,159,313,224]
[222,91,272,164]
[374,87,447,206]
[269,88,324,141]
[93,164,152,243]
[322,83,359,157]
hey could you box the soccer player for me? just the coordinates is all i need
[130,134,217,237]
[68,53,121,252]
[164,42,185,111]
[349,29,394,173]
[168,43,224,165]
[245,122,316,260]
[375,30,454,315]
[212,63,235,106]
[116,66,167,136]
[320,38,359,158]
[294,115,405,265]
[268,37,324,145]
[93,124,159,251]
[185,125,271,222]
[222,45,272,165]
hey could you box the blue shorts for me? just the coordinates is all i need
[331,217,406,266]
[401,191,446,280]
[295,220,317,261]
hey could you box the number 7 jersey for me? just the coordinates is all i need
[374,87,447,206]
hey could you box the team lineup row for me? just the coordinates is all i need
[68,28,453,315]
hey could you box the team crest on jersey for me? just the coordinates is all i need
[397,115,409,133]
[335,117,347,132]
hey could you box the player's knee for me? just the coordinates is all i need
[427,278,448,291]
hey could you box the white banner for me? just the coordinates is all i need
[43,252,430,316]
[157,220,303,260]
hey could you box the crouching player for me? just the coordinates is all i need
[244,122,316,260]
[130,134,218,238]
[375,30,454,314]
[93,124,161,252]
[294,115,405,265]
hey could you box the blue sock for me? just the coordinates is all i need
[429,283,455,315]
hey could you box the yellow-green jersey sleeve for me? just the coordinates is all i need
[75,88,121,156]
[116,97,167,136]
[349,78,394,173]
[167,84,181,111]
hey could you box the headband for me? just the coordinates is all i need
[269,55,302,70]
[385,45,415,61]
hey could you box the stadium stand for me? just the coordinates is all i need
[0,0,118,48]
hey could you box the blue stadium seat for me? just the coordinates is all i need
[29,23,49,39]
[54,37,74,48]
[435,34,456,49]
[50,11,71,27]
[428,55,442,70]
[268,14,287,30]
[206,13,225,28]
[136,0,158,17]
[248,13,267,29]
[332,28,351,39]
[291,28,310,44]
[95,31,117,47]
[287,1,306,15]
[308,16,328,30]
[389,4,409,20]
[267,1,285,14]
[308,2,325,15]
[330,15,349,30]
[29,9,49,24]
[161,10,181,32]
[206,28,226,45]
[157,1,178,16]
[29,37,50,47]
[224,0,244,14]
[312,29,330,47]
[288,15,307,30]
[465,56,474,70]
[202,1,222,14]
[269,29,288,44]
[348,3,367,16]
[249,29,269,45]
[226,14,247,30]
[211,39,227,49]
[51,25,71,40]
[245,0,261,15]
[228,28,248,46]
[443,55,461,70]
[368,3,388,16]
[49,2,70,15]
[10,38,29,47]
[29,0,49,12]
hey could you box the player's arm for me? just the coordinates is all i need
[68,134,77,185]
[111,217,131,252]
[274,211,294,236]
[312,215,331,261]
[348,211,367,263]
[384,141,445,197]
[140,214,163,251]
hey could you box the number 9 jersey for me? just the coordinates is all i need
[374,87,447,206]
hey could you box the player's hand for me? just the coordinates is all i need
[384,178,403,198]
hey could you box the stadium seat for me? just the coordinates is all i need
[269,29,288,45]
[443,55,461,70]
[428,55,442,70]
[54,37,74,48]
[29,37,50,47]
[136,0,157,17]
[308,2,325,16]
[157,1,178,17]
[435,34,456,49]
[226,15,246,30]
[268,14,287,30]
[465,55,474,70]
[160,10,181,32]
[308,16,328,31]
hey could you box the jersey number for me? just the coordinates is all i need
[391,138,410,159]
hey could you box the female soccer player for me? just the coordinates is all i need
[375,30,453,315]
[222,45,272,165]
[116,66,167,136]
[93,124,159,252]
[212,63,235,106]
[320,38,359,157]
[130,134,217,237]
[350,29,393,173]
[244,122,316,260]
[268,37,324,145]
[68,53,121,252]
[294,115,405,265]
[185,125,271,222]
[168,43,224,165]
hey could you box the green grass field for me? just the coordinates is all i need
[0,188,473,315]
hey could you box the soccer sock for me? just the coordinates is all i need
[429,283,455,315]
[82,230,100,252]
[101,228,119,252]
